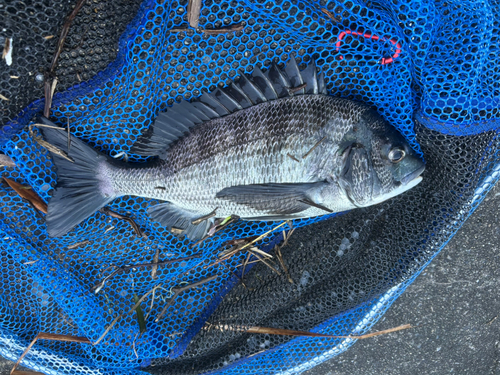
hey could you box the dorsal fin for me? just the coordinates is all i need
[131,59,327,156]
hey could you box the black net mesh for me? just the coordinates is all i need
[0,0,499,374]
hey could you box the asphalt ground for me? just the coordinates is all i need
[0,182,498,375]
[305,181,500,375]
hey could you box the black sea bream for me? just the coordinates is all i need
[41,60,425,240]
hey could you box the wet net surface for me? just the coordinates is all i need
[0,0,499,374]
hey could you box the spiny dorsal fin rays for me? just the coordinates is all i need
[283,57,305,94]
[130,59,327,156]
[235,72,267,105]
[250,66,278,100]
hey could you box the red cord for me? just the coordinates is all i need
[335,30,402,65]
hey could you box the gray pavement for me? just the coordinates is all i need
[0,184,498,375]
[306,182,500,375]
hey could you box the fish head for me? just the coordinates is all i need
[338,109,425,207]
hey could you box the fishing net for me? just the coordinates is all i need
[0,0,499,374]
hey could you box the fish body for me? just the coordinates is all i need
[42,60,425,240]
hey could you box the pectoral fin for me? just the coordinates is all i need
[215,182,328,215]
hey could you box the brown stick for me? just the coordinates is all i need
[44,0,87,118]
[245,324,413,339]
[11,333,90,374]
[203,23,245,35]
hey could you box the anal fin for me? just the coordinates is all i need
[148,203,214,241]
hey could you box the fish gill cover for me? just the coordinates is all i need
[0,0,499,374]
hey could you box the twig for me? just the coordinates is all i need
[191,207,218,225]
[155,274,219,322]
[241,252,251,277]
[287,83,307,94]
[203,23,245,35]
[151,248,160,279]
[287,153,300,162]
[302,136,326,159]
[169,27,189,33]
[100,207,146,238]
[44,0,87,118]
[187,0,202,28]
[220,262,248,290]
[11,333,90,374]
[92,254,200,293]
[245,324,413,339]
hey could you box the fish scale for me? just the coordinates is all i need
[40,61,425,240]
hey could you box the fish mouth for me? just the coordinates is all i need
[400,164,425,185]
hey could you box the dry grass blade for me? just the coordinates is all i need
[100,207,145,238]
[12,371,46,375]
[155,274,219,322]
[0,154,16,168]
[3,177,48,214]
[203,23,245,35]
[93,253,200,293]
[275,244,293,284]
[287,153,300,162]
[67,240,90,249]
[191,207,218,225]
[287,83,307,94]
[0,94,9,101]
[44,0,87,118]
[321,8,342,23]
[2,38,9,59]
[187,0,202,28]
[246,324,413,339]
[248,246,273,258]
[30,124,74,162]
[11,333,90,374]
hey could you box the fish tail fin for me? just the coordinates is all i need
[38,117,117,237]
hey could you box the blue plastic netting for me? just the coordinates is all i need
[0,0,499,374]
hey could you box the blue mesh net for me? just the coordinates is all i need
[0,0,499,374]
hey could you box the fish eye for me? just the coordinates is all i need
[388,147,406,163]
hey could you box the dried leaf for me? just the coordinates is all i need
[3,177,47,214]
[246,324,413,339]
[133,294,147,334]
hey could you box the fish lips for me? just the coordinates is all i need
[400,164,426,186]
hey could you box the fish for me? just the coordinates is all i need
[40,59,425,240]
